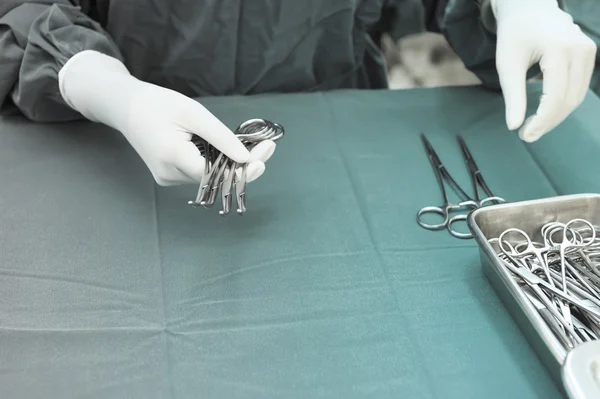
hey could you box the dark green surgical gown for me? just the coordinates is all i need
[0,0,598,122]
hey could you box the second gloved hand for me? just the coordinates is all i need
[492,0,597,142]
[58,50,275,186]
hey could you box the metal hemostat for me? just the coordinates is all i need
[188,118,284,215]
[490,219,600,351]
[417,134,505,239]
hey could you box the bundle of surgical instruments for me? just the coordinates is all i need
[188,118,284,215]
[417,133,506,239]
[491,219,600,351]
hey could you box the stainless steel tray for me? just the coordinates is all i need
[467,193,600,387]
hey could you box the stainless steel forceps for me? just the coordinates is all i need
[417,133,505,239]
[188,118,284,215]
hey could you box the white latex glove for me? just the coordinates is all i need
[492,0,597,142]
[58,50,276,186]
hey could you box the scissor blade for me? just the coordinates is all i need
[421,133,475,204]
[457,135,499,200]
[523,286,576,348]
[457,135,479,173]
[420,133,444,169]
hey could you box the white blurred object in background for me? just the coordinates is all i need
[381,32,481,90]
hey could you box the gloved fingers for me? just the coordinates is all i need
[249,140,276,163]
[154,173,198,187]
[518,52,570,142]
[565,57,590,115]
[566,31,597,110]
[245,160,266,183]
[583,35,598,86]
[496,40,530,130]
[150,163,199,186]
[224,160,266,184]
[226,141,274,183]
[171,141,206,183]
[178,98,250,164]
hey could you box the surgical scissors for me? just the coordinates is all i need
[417,134,505,239]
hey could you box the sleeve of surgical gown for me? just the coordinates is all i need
[0,1,123,122]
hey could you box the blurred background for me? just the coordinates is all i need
[382,32,482,89]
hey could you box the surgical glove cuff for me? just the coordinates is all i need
[58,50,140,130]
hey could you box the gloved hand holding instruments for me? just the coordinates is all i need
[58,51,277,188]
[59,51,281,215]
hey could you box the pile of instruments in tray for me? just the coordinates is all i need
[491,218,600,350]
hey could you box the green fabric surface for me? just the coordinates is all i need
[1,84,600,398]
